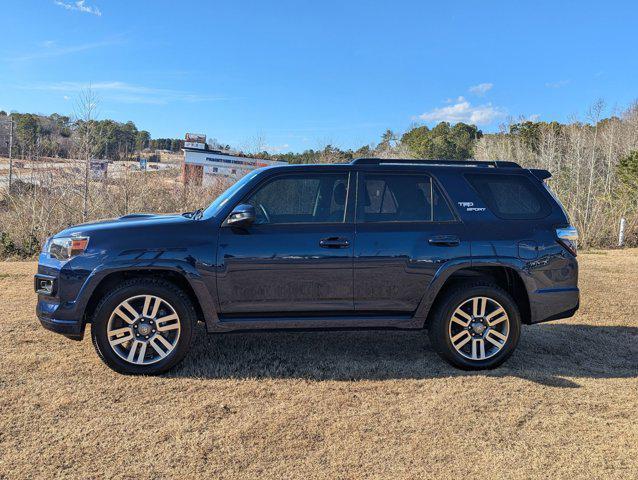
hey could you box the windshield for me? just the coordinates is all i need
[202,170,261,218]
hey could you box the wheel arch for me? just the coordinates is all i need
[82,267,217,330]
[416,260,532,327]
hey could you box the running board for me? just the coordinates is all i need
[207,315,423,333]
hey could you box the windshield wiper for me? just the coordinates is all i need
[193,208,204,220]
[182,208,204,219]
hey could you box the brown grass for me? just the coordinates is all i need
[1,250,637,479]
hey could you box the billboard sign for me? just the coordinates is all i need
[185,133,206,150]
[89,160,108,180]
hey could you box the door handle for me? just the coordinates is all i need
[320,237,350,249]
[428,235,460,247]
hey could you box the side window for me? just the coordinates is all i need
[358,173,454,222]
[432,183,456,221]
[246,173,348,224]
[465,173,550,220]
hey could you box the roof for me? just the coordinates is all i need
[350,158,522,168]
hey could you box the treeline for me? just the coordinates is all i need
[149,138,184,152]
[250,123,482,164]
[0,111,230,160]
[251,107,638,247]
[2,101,637,248]
[0,111,153,160]
[474,104,638,248]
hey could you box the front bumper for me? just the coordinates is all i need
[35,270,86,340]
[38,313,85,340]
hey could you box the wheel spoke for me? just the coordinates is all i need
[155,334,173,350]
[127,340,142,362]
[485,306,504,321]
[487,329,507,342]
[473,297,487,317]
[149,336,169,358]
[109,331,134,346]
[156,313,179,332]
[451,314,470,328]
[471,339,486,359]
[487,313,507,327]
[135,341,147,364]
[114,301,139,324]
[485,331,504,349]
[451,330,471,349]
[453,307,472,323]
[143,295,162,318]
[108,326,132,338]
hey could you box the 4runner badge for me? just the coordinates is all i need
[458,201,486,212]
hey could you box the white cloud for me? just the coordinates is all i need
[264,144,290,153]
[416,96,505,125]
[528,114,541,121]
[22,81,226,105]
[9,37,121,62]
[545,79,570,88]
[54,0,102,16]
[469,83,493,96]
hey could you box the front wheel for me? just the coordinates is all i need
[91,278,195,375]
[428,283,521,370]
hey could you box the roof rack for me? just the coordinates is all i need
[350,158,521,168]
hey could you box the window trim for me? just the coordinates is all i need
[354,171,460,224]
[228,171,354,226]
[463,172,552,221]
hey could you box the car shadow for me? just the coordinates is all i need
[169,323,638,388]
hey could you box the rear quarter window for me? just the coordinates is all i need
[464,173,551,220]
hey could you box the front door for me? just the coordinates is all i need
[354,171,469,312]
[217,171,355,315]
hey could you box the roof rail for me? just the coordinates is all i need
[350,158,521,168]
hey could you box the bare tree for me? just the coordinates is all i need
[73,87,101,221]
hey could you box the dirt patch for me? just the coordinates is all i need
[0,250,637,479]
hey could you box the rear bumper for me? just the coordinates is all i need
[529,287,580,324]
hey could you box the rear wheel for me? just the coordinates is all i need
[428,283,521,370]
[91,278,195,375]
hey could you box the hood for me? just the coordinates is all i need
[55,213,192,238]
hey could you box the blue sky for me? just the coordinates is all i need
[1,1,637,152]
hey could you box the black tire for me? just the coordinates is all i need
[428,282,521,370]
[91,278,196,375]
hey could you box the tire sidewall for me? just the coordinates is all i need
[430,284,521,370]
[91,280,194,375]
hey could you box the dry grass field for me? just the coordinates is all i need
[0,250,637,479]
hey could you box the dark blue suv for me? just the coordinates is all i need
[35,159,579,374]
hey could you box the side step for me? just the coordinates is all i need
[208,314,423,333]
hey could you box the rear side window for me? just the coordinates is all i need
[358,173,455,222]
[465,174,551,219]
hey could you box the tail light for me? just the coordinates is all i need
[556,226,578,256]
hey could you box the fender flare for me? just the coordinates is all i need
[412,256,534,327]
[76,259,219,330]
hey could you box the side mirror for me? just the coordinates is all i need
[226,204,256,227]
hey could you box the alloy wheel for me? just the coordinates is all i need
[448,296,510,361]
[106,295,181,365]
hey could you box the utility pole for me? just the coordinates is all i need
[8,116,14,192]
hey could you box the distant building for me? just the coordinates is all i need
[181,133,286,185]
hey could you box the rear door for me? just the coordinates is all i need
[216,170,355,315]
[353,170,469,313]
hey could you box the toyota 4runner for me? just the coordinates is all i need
[35,158,579,374]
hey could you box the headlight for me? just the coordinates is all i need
[47,236,90,260]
